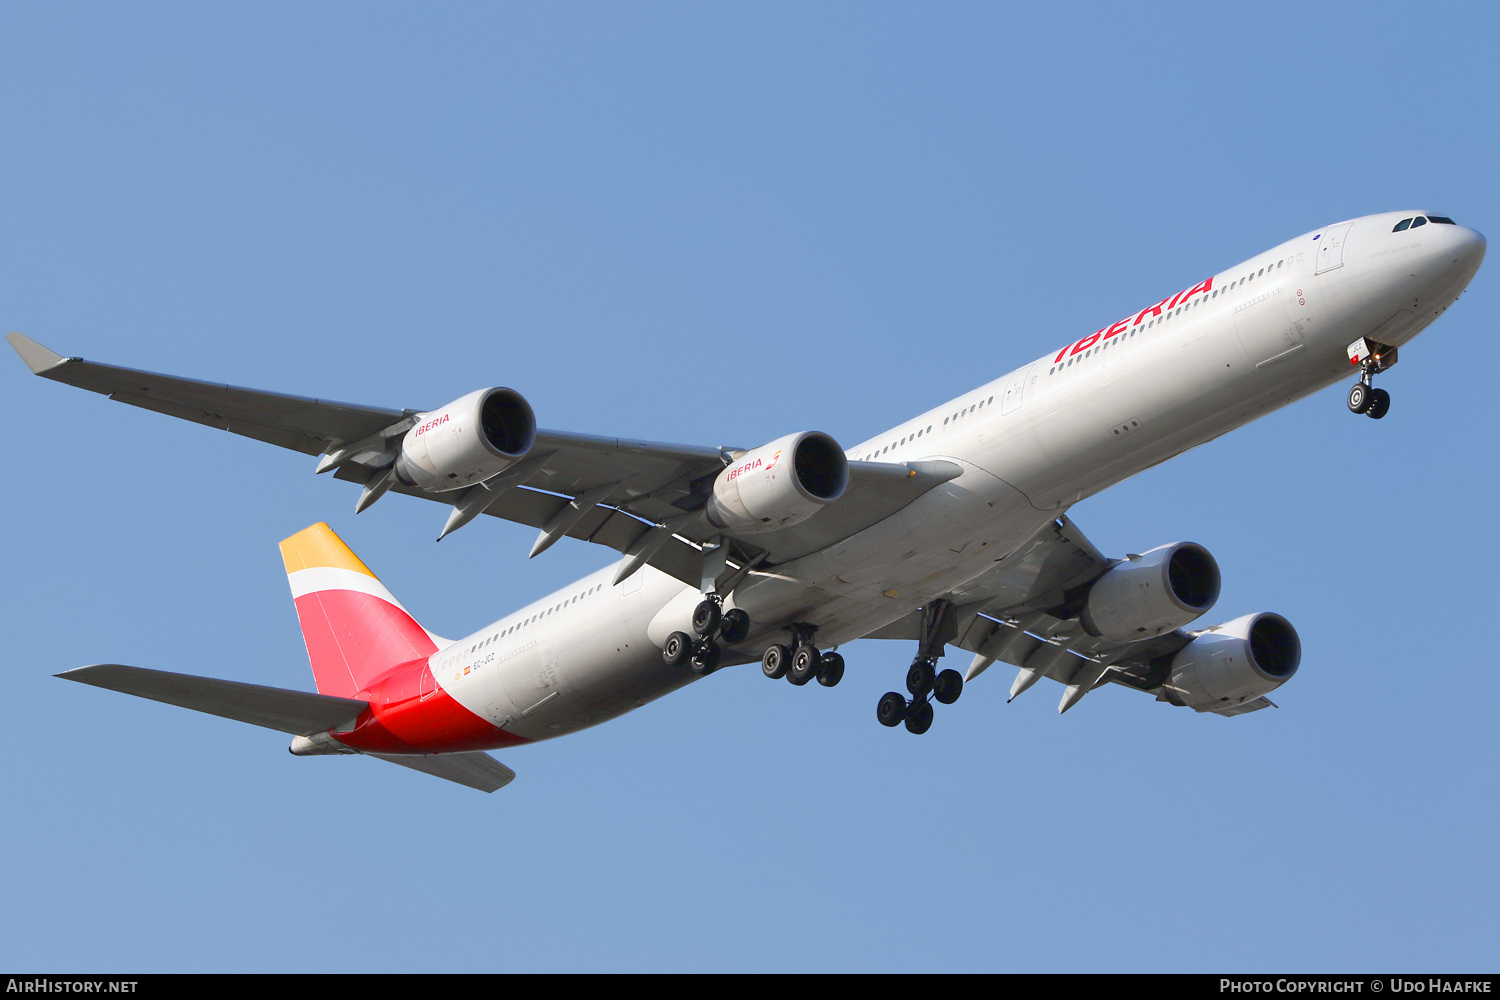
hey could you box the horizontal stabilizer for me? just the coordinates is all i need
[58,664,368,737]
[368,751,516,793]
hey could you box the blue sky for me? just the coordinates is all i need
[3,3,1497,972]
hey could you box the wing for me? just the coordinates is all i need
[9,333,959,589]
[876,516,1279,718]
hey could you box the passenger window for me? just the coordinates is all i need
[1411,217,1427,229]
[1393,218,1412,232]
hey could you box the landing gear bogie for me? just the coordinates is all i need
[671,595,752,678]
[876,598,962,735]
[761,623,842,693]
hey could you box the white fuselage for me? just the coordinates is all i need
[428,211,1485,742]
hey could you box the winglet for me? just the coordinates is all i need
[6,332,70,375]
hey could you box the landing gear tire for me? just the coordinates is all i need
[1367,387,1391,420]
[904,699,934,735]
[1348,383,1372,414]
[719,608,750,644]
[877,691,908,727]
[933,668,964,705]
[761,644,790,680]
[788,645,820,686]
[906,660,936,697]
[690,642,721,676]
[663,631,693,668]
[691,600,721,638]
[816,652,845,687]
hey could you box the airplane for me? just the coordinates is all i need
[9,209,1485,792]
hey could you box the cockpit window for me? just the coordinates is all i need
[1428,215,1457,225]
[1411,217,1428,229]
[1393,218,1412,232]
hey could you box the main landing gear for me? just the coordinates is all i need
[760,623,845,688]
[662,595,751,677]
[1346,338,1397,420]
[876,598,963,735]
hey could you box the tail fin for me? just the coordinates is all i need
[280,523,445,699]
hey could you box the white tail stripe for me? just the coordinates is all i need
[286,567,449,645]
[288,566,399,603]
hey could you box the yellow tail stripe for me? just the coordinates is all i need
[279,523,378,579]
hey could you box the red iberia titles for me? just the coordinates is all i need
[1053,277,1215,363]
[727,458,762,481]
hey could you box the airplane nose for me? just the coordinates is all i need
[1451,226,1487,274]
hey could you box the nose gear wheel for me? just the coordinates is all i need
[1346,340,1396,420]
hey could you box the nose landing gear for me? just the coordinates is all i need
[1346,338,1397,420]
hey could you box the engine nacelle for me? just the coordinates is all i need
[1162,612,1301,713]
[1080,542,1221,642]
[394,387,536,492]
[705,431,848,535]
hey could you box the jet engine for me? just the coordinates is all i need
[1161,612,1301,712]
[705,431,848,534]
[394,387,536,492]
[1080,542,1221,642]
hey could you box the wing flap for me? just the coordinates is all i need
[57,664,368,737]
